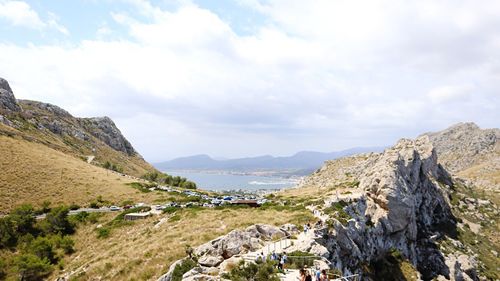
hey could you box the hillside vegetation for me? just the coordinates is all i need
[48,207,313,280]
[0,132,169,214]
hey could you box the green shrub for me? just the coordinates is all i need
[10,205,37,235]
[39,206,75,235]
[163,207,178,214]
[141,172,197,189]
[15,253,53,281]
[287,251,317,269]
[89,201,100,209]
[169,215,181,222]
[26,236,57,263]
[102,161,123,173]
[171,259,197,281]
[127,182,152,193]
[96,227,110,239]
[323,201,351,226]
[69,204,80,210]
[0,205,37,248]
[0,217,17,248]
[0,259,6,279]
[51,235,75,254]
[221,260,280,281]
[40,201,52,214]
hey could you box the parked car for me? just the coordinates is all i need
[110,206,120,211]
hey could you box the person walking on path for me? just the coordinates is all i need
[279,254,285,271]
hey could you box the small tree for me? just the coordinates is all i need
[40,206,74,235]
[15,253,52,281]
[0,217,16,248]
[26,236,56,263]
[10,205,36,235]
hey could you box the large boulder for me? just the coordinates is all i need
[198,255,224,267]
[245,224,288,240]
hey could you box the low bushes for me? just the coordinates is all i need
[221,260,280,281]
[0,204,77,280]
[141,171,197,189]
[171,259,197,281]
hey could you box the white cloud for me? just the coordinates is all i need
[0,0,68,34]
[0,0,45,29]
[428,85,474,104]
[0,0,499,161]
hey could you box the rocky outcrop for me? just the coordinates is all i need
[194,224,287,267]
[0,78,21,113]
[301,136,479,280]
[423,122,499,173]
[79,117,136,156]
[157,224,293,281]
[422,123,499,190]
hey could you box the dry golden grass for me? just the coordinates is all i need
[276,184,357,203]
[0,135,166,213]
[458,160,500,191]
[51,208,314,281]
[0,112,156,178]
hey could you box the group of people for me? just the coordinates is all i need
[298,267,328,281]
[255,251,288,271]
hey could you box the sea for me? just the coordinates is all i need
[165,170,300,191]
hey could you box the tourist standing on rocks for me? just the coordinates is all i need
[304,267,312,281]
[320,270,328,281]
[315,267,321,281]
[298,269,306,281]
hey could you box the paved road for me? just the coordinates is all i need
[35,207,118,220]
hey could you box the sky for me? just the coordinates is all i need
[0,0,499,162]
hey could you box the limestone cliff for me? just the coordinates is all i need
[297,136,498,280]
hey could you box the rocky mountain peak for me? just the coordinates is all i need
[80,116,137,156]
[422,122,499,176]
[0,77,22,112]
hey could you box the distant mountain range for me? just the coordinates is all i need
[154,147,385,174]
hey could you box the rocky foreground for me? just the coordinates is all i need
[160,136,498,280]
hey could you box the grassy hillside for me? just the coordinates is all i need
[0,131,167,214]
[2,100,156,178]
[47,207,313,281]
